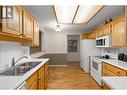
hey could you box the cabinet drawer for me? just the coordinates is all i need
[26,72,37,88]
[38,65,45,77]
[103,62,127,76]
[103,68,117,76]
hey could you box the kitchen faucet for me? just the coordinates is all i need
[11,56,28,67]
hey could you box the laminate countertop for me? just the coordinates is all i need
[102,76,127,89]
[0,58,49,89]
[102,59,127,71]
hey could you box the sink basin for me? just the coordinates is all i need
[0,62,41,76]
[18,62,40,69]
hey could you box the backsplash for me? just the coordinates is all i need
[101,48,119,59]
[101,47,127,59]
[0,41,29,70]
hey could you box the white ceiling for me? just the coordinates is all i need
[25,5,124,33]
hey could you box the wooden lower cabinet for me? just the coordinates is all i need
[26,63,48,90]
[26,72,38,89]
[38,72,45,89]
[102,61,127,89]
[103,68,117,76]
[29,81,38,90]
[103,62,127,76]
[102,83,110,90]
[44,63,49,89]
[38,65,45,89]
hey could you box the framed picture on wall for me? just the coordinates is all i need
[68,40,77,52]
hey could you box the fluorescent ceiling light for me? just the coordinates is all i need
[54,6,78,24]
[73,5,103,23]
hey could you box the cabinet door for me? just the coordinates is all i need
[44,63,49,89]
[26,72,37,89]
[23,10,33,39]
[98,28,104,37]
[96,28,103,38]
[104,23,112,35]
[2,6,22,36]
[44,71,48,89]
[33,20,39,46]
[102,83,110,89]
[38,73,45,89]
[112,16,126,48]
[29,81,38,90]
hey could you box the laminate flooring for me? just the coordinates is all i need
[47,62,101,89]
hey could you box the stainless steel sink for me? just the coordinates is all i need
[19,62,40,69]
[0,62,41,76]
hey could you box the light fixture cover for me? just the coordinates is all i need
[73,5,103,23]
[56,25,60,32]
[54,6,78,24]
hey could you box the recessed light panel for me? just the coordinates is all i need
[54,6,78,24]
[73,5,103,23]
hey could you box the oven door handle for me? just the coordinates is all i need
[92,59,101,63]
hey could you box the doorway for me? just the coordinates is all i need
[67,35,80,62]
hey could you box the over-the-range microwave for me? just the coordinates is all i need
[96,35,112,47]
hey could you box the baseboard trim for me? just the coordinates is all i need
[48,65,67,67]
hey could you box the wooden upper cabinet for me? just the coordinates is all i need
[1,6,22,36]
[23,10,33,39]
[33,20,39,46]
[96,26,104,37]
[112,16,126,48]
[103,23,112,36]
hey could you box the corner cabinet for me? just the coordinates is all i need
[0,6,22,36]
[112,16,126,48]
[23,10,33,39]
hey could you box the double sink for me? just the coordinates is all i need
[0,62,41,76]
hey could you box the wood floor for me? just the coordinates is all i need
[47,62,101,89]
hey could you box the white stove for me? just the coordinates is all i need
[90,56,103,86]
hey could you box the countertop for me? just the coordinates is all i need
[0,58,49,89]
[102,76,127,89]
[102,59,127,71]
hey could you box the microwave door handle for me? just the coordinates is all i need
[103,39,105,46]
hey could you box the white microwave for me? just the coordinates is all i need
[96,35,112,47]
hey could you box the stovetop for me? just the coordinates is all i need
[94,56,110,59]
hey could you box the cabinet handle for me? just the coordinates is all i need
[117,71,120,74]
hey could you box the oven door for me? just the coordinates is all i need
[91,58,101,75]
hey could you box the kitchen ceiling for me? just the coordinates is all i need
[25,5,124,33]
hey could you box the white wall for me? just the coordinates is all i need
[67,35,80,61]
[43,28,83,54]
[44,30,67,54]
[0,41,29,70]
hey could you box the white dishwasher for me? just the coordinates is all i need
[16,81,26,90]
